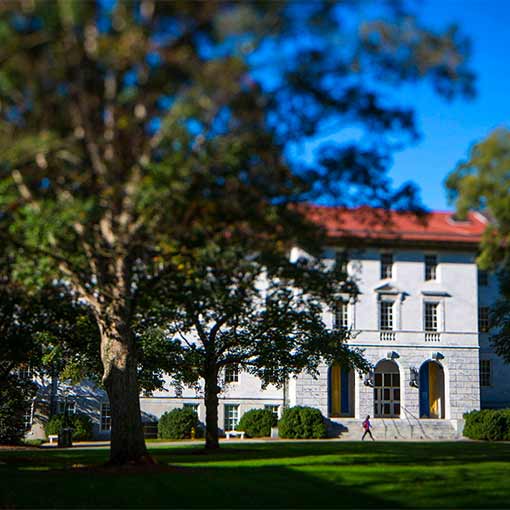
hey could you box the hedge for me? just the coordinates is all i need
[44,413,93,441]
[463,409,510,441]
[158,408,200,439]
[278,406,327,439]
[237,409,277,437]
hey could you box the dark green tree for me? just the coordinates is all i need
[446,128,510,363]
[140,238,369,449]
[0,243,100,444]
[0,1,474,463]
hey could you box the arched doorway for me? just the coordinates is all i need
[374,360,400,417]
[328,363,355,417]
[419,361,445,419]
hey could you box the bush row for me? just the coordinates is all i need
[463,409,510,441]
[158,408,201,439]
[44,414,93,441]
[157,406,327,440]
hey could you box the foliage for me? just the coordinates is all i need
[446,129,510,269]
[44,413,93,442]
[157,408,199,440]
[2,443,510,509]
[143,241,368,448]
[463,409,510,441]
[278,406,327,439]
[446,129,510,363]
[21,438,45,447]
[0,374,36,445]
[237,409,277,438]
[0,0,474,462]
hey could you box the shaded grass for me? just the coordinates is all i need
[1,441,510,508]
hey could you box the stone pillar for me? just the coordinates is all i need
[357,371,374,419]
[294,365,329,416]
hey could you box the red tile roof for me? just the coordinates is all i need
[305,206,487,245]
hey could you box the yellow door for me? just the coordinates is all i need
[428,363,442,418]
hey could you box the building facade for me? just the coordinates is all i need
[24,207,510,440]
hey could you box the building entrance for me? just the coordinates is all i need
[374,360,401,417]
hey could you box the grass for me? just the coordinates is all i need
[1,441,510,508]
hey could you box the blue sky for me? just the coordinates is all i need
[390,0,510,211]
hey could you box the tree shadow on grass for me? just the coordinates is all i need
[1,443,510,508]
[0,462,391,509]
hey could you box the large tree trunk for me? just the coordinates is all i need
[204,365,220,450]
[99,313,151,465]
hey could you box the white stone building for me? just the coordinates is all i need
[24,207,510,440]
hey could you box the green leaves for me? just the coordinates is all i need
[447,128,510,268]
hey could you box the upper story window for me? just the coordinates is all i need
[480,359,491,387]
[424,302,439,332]
[479,307,490,332]
[424,255,438,281]
[333,301,349,330]
[478,269,489,287]
[335,250,349,275]
[225,364,239,383]
[379,301,394,331]
[380,253,393,279]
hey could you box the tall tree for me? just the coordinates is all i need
[139,238,369,449]
[446,128,510,363]
[0,1,474,463]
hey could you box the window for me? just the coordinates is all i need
[479,307,490,332]
[57,400,76,415]
[335,251,348,275]
[380,253,393,279]
[265,405,280,419]
[17,365,32,380]
[333,301,349,330]
[425,255,438,281]
[424,303,439,332]
[478,269,489,287]
[225,365,239,383]
[224,404,239,431]
[174,381,183,398]
[183,403,199,415]
[480,360,491,387]
[23,401,34,432]
[379,301,393,331]
[100,402,111,431]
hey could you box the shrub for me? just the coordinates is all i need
[237,409,277,438]
[463,409,510,441]
[44,413,93,441]
[158,408,199,440]
[278,406,327,439]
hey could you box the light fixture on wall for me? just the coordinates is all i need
[363,370,375,387]
[432,352,444,361]
[409,367,419,388]
[386,351,399,360]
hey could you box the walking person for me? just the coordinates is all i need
[362,415,375,440]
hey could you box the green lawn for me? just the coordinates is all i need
[1,441,509,508]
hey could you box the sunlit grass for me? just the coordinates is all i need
[1,441,509,508]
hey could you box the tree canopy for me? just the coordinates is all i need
[0,0,474,463]
[139,238,369,448]
[446,128,510,364]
